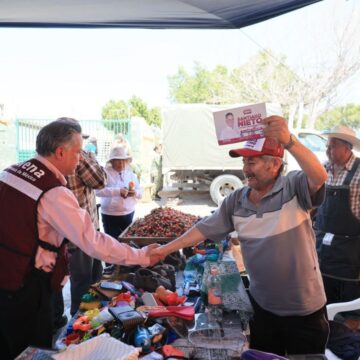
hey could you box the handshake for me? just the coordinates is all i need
[146,244,171,267]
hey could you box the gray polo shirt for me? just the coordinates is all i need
[196,171,326,316]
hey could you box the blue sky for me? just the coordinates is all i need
[0,0,359,120]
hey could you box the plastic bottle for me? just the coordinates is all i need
[206,264,223,322]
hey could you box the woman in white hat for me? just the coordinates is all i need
[96,145,142,273]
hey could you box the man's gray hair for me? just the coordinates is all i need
[262,155,285,175]
[36,117,82,156]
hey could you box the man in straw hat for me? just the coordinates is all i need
[314,125,360,326]
[153,115,329,356]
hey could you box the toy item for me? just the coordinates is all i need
[79,300,101,311]
[136,305,195,321]
[73,316,92,332]
[148,323,166,347]
[84,308,100,320]
[81,291,98,302]
[65,333,80,346]
[112,291,134,307]
[79,290,101,310]
[155,286,186,306]
[134,325,151,353]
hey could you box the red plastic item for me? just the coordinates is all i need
[65,333,80,346]
[73,316,92,331]
[162,345,184,358]
[155,286,186,306]
[114,291,133,304]
[136,305,195,321]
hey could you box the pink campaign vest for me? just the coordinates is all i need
[0,159,68,291]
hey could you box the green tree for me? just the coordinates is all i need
[129,96,149,119]
[102,96,161,128]
[316,103,360,130]
[147,107,161,127]
[167,52,298,118]
[168,63,228,104]
[221,50,298,118]
[102,99,129,120]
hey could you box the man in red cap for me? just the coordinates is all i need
[153,115,329,357]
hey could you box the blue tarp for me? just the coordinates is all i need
[0,0,322,29]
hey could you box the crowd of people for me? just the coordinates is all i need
[0,115,359,358]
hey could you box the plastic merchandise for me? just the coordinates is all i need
[65,333,80,346]
[148,323,166,346]
[188,312,246,355]
[162,345,185,358]
[183,267,202,296]
[136,305,195,321]
[201,260,253,328]
[92,307,114,325]
[73,316,92,331]
[206,264,223,322]
[134,325,152,353]
[155,286,186,306]
[84,308,100,320]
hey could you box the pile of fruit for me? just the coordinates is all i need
[126,207,200,238]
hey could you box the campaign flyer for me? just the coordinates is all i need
[213,102,268,145]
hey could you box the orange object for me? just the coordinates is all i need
[155,286,171,302]
[128,181,135,190]
[155,286,186,306]
[73,316,92,331]
[162,345,184,358]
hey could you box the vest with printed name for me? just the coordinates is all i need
[0,158,68,291]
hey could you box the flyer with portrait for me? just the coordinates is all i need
[213,102,269,145]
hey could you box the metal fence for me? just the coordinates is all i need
[15,118,132,165]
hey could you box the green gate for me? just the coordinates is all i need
[15,118,132,165]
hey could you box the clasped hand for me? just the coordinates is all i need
[146,243,166,266]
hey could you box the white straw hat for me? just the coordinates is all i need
[108,145,132,161]
[322,125,360,150]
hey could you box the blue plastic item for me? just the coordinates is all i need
[134,325,151,353]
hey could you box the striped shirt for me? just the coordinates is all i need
[325,153,360,220]
[66,151,107,230]
[196,171,326,316]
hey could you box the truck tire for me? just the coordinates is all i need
[210,174,243,205]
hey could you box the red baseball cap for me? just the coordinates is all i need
[229,138,284,158]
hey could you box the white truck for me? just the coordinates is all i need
[161,104,327,205]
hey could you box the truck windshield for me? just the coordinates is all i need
[298,133,327,152]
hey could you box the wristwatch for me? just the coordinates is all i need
[284,133,297,150]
